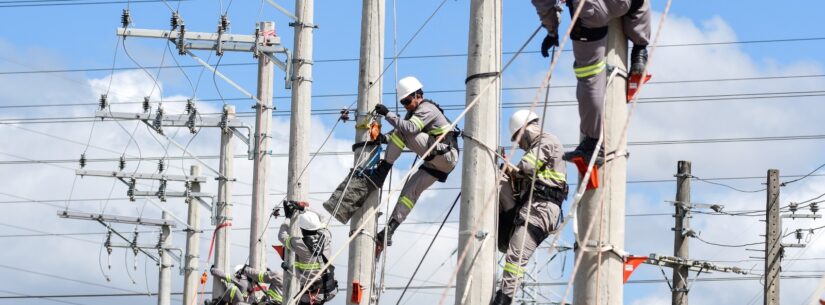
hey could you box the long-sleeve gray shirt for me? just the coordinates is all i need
[514,123,567,195]
[277,220,332,287]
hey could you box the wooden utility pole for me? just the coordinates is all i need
[213,105,236,298]
[183,165,202,305]
[250,21,276,271]
[573,18,628,305]
[673,161,691,305]
[457,0,500,304]
[283,0,315,301]
[347,0,384,303]
[765,169,781,305]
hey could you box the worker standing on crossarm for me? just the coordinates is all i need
[532,0,650,163]
[243,265,284,305]
[492,110,567,305]
[279,203,338,305]
[369,76,460,256]
[208,265,251,305]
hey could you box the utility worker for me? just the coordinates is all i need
[209,264,251,305]
[531,0,651,163]
[279,204,338,305]
[370,76,459,255]
[243,266,284,305]
[492,110,567,305]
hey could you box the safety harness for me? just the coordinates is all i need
[565,0,644,42]
[412,99,460,182]
[299,232,338,304]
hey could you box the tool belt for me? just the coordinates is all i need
[565,0,608,42]
[524,183,567,206]
[306,267,338,302]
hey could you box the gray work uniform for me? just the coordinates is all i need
[532,0,651,139]
[211,268,251,305]
[499,123,566,296]
[383,100,459,224]
[244,267,284,305]
[277,221,337,304]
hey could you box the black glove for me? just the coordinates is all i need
[283,200,296,218]
[271,208,281,218]
[374,104,389,116]
[376,133,388,144]
[541,34,558,58]
[281,262,289,270]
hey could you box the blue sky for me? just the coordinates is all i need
[2,1,825,305]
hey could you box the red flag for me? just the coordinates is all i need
[623,256,648,283]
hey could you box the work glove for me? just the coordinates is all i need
[541,34,558,58]
[271,207,281,218]
[374,104,389,116]
[283,200,308,218]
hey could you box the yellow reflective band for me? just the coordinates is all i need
[409,116,425,131]
[285,236,292,250]
[389,132,406,149]
[428,125,450,136]
[229,286,237,300]
[523,153,566,182]
[294,261,321,270]
[225,274,231,283]
[399,196,415,209]
[258,272,265,283]
[504,262,525,277]
[574,60,606,78]
[266,289,283,303]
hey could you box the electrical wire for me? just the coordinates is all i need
[691,234,764,248]
[691,174,767,193]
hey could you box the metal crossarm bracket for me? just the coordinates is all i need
[131,190,213,198]
[117,28,281,53]
[76,169,208,183]
[58,210,176,228]
[644,253,747,274]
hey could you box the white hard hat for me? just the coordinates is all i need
[508,110,539,141]
[298,211,324,231]
[234,264,244,273]
[396,76,424,102]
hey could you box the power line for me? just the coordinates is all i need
[691,234,764,248]
[0,0,191,8]
[2,37,824,75]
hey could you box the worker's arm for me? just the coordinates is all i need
[210,266,229,281]
[385,106,433,135]
[531,0,561,31]
[278,220,290,247]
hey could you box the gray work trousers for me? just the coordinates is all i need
[571,0,651,139]
[498,179,561,296]
[385,131,458,224]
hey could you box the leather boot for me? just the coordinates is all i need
[630,45,648,75]
[375,219,400,257]
[562,137,604,166]
[491,290,512,305]
[367,160,393,187]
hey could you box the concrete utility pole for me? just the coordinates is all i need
[765,169,781,305]
[283,0,315,301]
[673,161,690,305]
[250,21,276,271]
[213,105,236,298]
[573,18,628,305]
[183,165,202,305]
[457,0,500,304]
[347,0,384,303]
[159,211,172,305]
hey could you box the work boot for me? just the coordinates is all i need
[367,160,393,188]
[375,219,400,257]
[563,137,604,166]
[491,290,512,305]
[630,45,648,75]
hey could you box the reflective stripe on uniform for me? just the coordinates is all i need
[522,153,566,182]
[229,286,237,300]
[427,125,450,136]
[503,262,525,277]
[266,289,284,303]
[574,59,606,78]
[399,195,415,209]
[295,261,321,270]
[285,236,292,250]
[389,132,406,149]
[409,116,425,131]
[258,272,265,283]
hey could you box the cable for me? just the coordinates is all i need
[782,162,825,186]
[0,0,189,8]
[394,193,460,305]
[691,234,764,248]
[691,175,766,193]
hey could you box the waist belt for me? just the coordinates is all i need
[527,184,567,205]
[565,0,608,42]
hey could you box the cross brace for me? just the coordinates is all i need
[58,210,176,228]
[76,169,208,182]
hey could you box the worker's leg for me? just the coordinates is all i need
[498,176,519,253]
[573,38,607,140]
[390,169,439,225]
[620,0,651,46]
[383,131,405,164]
[499,201,560,297]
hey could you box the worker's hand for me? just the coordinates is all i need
[283,200,296,218]
[375,133,388,144]
[271,208,281,218]
[541,34,558,58]
[501,162,519,178]
[374,104,389,116]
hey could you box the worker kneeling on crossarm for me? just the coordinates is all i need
[492,110,567,305]
[280,203,338,305]
[242,265,284,305]
[369,76,460,256]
